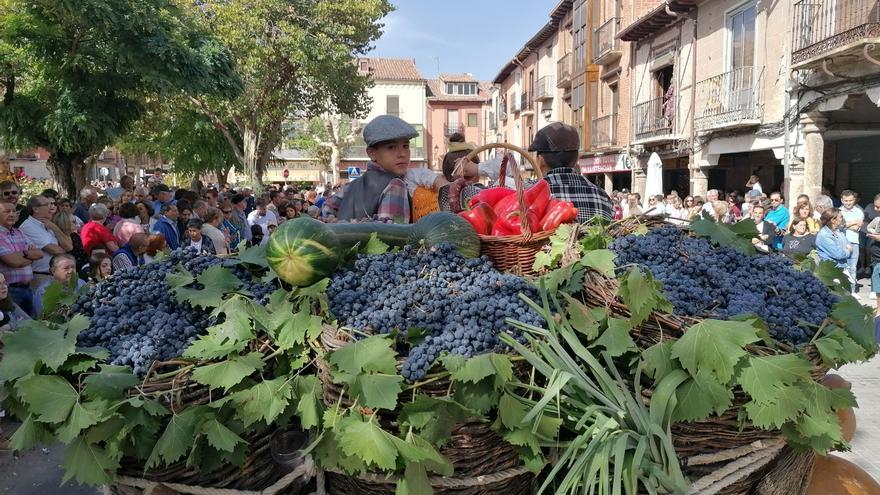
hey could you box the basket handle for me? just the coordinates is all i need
[461,142,544,239]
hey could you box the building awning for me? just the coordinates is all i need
[617,0,697,42]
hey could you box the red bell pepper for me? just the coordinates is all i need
[458,202,496,235]
[468,187,515,209]
[524,179,551,219]
[540,200,579,232]
[493,209,542,236]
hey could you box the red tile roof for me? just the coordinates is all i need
[356,57,423,81]
[426,79,492,102]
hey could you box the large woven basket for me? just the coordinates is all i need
[326,466,534,495]
[461,143,555,276]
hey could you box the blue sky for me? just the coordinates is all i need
[371,1,554,82]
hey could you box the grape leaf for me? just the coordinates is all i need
[293,375,322,429]
[532,224,576,271]
[397,463,433,495]
[563,293,601,340]
[192,352,264,391]
[200,419,245,453]
[502,428,542,455]
[449,353,513,387]
[364,233,391,254]
[165,268,195,289]
[814,327,867,368]
[146,407,206,468]
[275,306,321,350]
[62,438,119,485]
[17,375,78,424]
[337,415,398,470]
[173,264,243,309]
[350,374,403,411]
[231,376,293,426]
[8,413,54,451]
[617,269,671,325]
[452,378,498,415]
[642,341,677,381]
[82,365,139,400]
[671,373,733,422]
[237,242,269,268]
[57,400,108,443]
[593,318,637,357]
[399,395,474,447]
[799,258,852,293]
[744,386,807,429]
[830,296,877,353]
[671,319,760,384]
[209,297,256,343]
[736,354,814,404]
[391,432,452,475]
[0,318,81,379]
[498,392,528,430]
[580,249,616,277]
[184,333,249,360]
[690,218,757,255]
[329,335,397,376]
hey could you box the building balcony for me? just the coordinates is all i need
[591,114,618,148]
[694,66,764,132]
[557,53,573,87]
[488,111,497,130]
[632,96,677,143]
[535,76,555,101]
[520,92,534,116]
[792,0,880,68]
[444,123,465,136]
[593,17,623,65]
[499,108,508,121]
[511,94,522,113]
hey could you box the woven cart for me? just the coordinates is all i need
[461,142,555,276]
[315,325,534,495]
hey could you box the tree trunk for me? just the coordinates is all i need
[329,146,341,185]
[214,165,231,187]
[242,127,262,190]
[47,151,89,199]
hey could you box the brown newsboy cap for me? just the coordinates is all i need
[528,122,580,153]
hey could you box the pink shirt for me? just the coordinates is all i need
[113,219,145,246]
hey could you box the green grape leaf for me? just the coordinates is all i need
[502,428,542,455]
[364,233,391,254]
[275,306,321,349]
[643,341,678,381]
[736,354,814,404]
[671,319,760,384]
[17,374,78,424]
[671,373,733,422]
[349,374,403,411]
[61,355,100,374]
[830,296,877,353]
[293,375,322,429]
[172,264,243,309]
[237,242,269,268]
[392,432,452,475]
[329,335,397,376]
[146,407,206,469]
[563,293,601,340]
[498,392,528,430]
[184,333,249,360]
[690,218,757,255]
[449,353,513,387]
[617,269,671,325]
[82,365,139,400]
[799,258,852,293]
[200,419,246,453]
[744,386,808,429]
[337,415,398,470]
[399,395,475,447]
[192,352,264,391]
[230,376,294,426]
[57,400,107,443]
[209,297,256,343]
[593,318,637,357]
[580,249,616,277]
[543,263,586,294]
[8,413,54,450]
[397,462,433,495]
[165,268,195,289]
[814,327,867,368]
[62,438,119,486]
[0,318,82,379]
[452,378,498,415]
[532,251,553,272]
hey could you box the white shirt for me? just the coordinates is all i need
[202,223,228,255]
[190,238,203,252]
[752,182,763,194]
[19,216,60,273]
[246,210,278,243]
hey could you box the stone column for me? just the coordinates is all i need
[786,157,805,204]
[800,113,827,201]
[689,166,708,198]
[632,162,647,197]
[604,172,614,194]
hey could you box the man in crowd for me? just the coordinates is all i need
[151,204,180,250]
[247,198,278,244]
[528,122,614,222]
[241,187,256,215]
[231,194,252,243]
[112,233,149,271]
[0,181,27,228]
[20,195,72,288]
[74,186,99,224]
[0,202,44,315]
[152,184,176,214]
[192,200,208,221]
[840,189,864,294]
[748,203,776,253]
[106,175,136,201]
[702,189,720,216]
[267,190,286,216]
[765,192,790,250]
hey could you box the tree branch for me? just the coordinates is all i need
[189,96,244,164]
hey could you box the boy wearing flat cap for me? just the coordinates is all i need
[529,122,614,222]
[337,115,419,223]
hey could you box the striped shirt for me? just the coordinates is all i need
[0,225,35,285]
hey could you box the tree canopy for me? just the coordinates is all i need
[0,0,241,197]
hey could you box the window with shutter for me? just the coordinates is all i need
[386,95,400,117]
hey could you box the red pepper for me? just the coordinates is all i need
[524,179,551,219]
[468,187,515,209]
[458,202,496,235]
[540,200,579,232]
[494,209,542,236]
[492,190,521,219]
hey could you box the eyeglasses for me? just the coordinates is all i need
[771,198,782,203]
[222,210,232,214]
[2,191,19,196]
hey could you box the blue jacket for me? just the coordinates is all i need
[816,226,850,267]
[151,216,180,250]
[765,206,790,250]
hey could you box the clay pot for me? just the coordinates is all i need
[807,454,880,495]
[821,374,852,390]
[838,407,857,443]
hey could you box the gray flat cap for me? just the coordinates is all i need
[363,115,418,147]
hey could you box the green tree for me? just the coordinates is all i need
[0,0,241,198]
[287,115,360,184]
[187,0,392,189]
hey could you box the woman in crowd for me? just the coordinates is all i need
[689,196,705,219]
[176,201,193,244]
[726,192,742,221]
[201,207,229,255]
[53,211,88,270]
[32,254,86,317]
[284,202,300,221]
[624,194,642,218]
[81,203,119,255]
[816,208,853,279]
[683,196,696,217]
[87,251,113,285]
[611,196,623,220]
[113,203,144,246]
[144,234,167,264]
[0,273,30,333]
[135,201,156,231]
[782,217,817,258]
[220,201,242,249]
[97,196,122,231]
[118,190,134,205]
[794,202,820,233]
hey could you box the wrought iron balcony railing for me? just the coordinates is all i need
[593,17,622,64]
[792,0,879,65]
[591,114,618,148]
[535,76,555,100]
[632,96,677,142]
[557,53,572,87]
[694,66,764,131]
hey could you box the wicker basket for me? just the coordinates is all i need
[460,143,555,276]
[326,466,533,495]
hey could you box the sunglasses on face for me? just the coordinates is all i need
[222,210,232,214]
[2,191,19,196]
